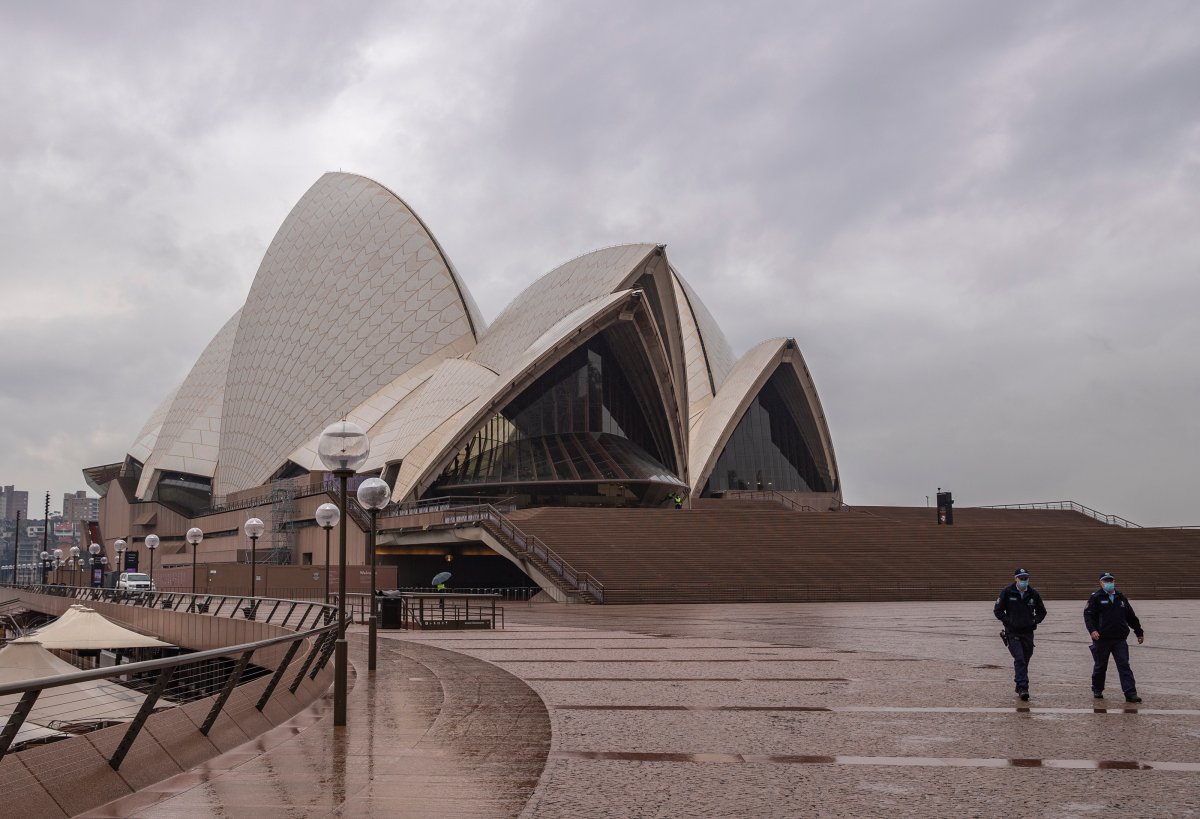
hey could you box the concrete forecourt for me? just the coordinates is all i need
[85,600,1200,818]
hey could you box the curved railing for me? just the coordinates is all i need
[0,584,338,768]
[444,505,605,602]
[980,501,1142,528]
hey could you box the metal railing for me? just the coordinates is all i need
[716,490,818,512]
[444,504,604,602]
[980,501,1142,528]
[0,585,338,767]
[379,495,517,519]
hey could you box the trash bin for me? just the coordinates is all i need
[379,591,403,629]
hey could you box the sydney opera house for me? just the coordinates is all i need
[84,172,841,600]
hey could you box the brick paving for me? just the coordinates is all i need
[86,600,1200,817]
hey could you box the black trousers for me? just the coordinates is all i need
[1090,638,1137,695]
[1006,632,1035,689]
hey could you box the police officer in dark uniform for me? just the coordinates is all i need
[1084,572,1144,702]
[993,568,1047,700]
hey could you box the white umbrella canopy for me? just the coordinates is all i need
[29,605,173,650]
[0,638,171,726]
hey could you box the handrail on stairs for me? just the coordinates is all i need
[444,504,604,603]
[979,501,1141,528]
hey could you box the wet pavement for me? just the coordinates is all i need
[86,600,1200,817]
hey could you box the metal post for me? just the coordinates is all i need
[334,469,350,726]
[0,689,40,760]
[191,540,197,595]
[12,510,20,584]
[41,492,48,574]
[110,665,174,770]
[201,650,254,735]
[250,533,258,598]
[257,638,303,711]
[324,525,331,603]
[368,507,378,672]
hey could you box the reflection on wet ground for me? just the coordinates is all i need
[85,600,1200,818]
[549,749,1200,771]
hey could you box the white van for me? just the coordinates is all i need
[116,572,155,592]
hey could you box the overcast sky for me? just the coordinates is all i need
[1,1,1196,525]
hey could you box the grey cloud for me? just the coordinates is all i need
[1,0,1196,524]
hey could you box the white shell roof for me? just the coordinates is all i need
[468,244,658,372]
[119,172,837,509]
[137,309,242,497]
[127,385,178,466]
[688,337,838,496]
[213,172,482,496]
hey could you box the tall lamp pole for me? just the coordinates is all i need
[315,503,340,604]
[69,545,80,587]
[53,548,63,584]
[145,534,159,587]
[356,477,391,673]
[186,528,203,597]
[40,550,49,585]
[317,420,370,728]
[244,518,264,598]
[114,539,127,578]
[88,542,101,586]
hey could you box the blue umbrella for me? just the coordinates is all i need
[431,571,451,586]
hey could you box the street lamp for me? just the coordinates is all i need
[244,518,265,598]
[69,546,81,587]
[53,549,63,584]
[318,419,370,727]
[356,476,390,672]
[88,542,101,587]
[145,534,159,586]
[186,527,204,597]
[114,539,127,574]
[315,502,340,603]
[40,550,49,585]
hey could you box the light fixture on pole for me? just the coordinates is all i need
[114,539,127,573]
[186,527,204,597]
[145,534,159,586]
[315,502,340,603]
[53,548,63,583]
[69,545,81,587]
[317,419,370,727]
[88,542,101,587]
[356,476,391,672]
[40,550,49,584]
[244,518,265,598]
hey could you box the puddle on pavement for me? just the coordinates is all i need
[551,751,1200,771]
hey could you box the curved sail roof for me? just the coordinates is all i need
[213,172,483,496]
[468,244,658,371]
[688,337,839,497]
[137,309,242,498]
[99,171,839,519]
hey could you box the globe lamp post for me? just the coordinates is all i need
[244,518,265,598]
[53,548,63,583]
[186,527,204,598]
[88,542,101,586]
[317,419,369,727]
[40,550,50,585]
[114,539,127,573]
[69,546,81,587]
[145,534,159,586]
[315,502,340,603]
[356,476,390,672]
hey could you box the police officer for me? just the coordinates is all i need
[993,568,1047,700]
[1084,572,1144,702]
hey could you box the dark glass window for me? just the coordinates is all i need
[702,373,829,495]
[434,335,681,492]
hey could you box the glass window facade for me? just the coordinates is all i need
[433,335,682,498]
[702,371,830,495]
